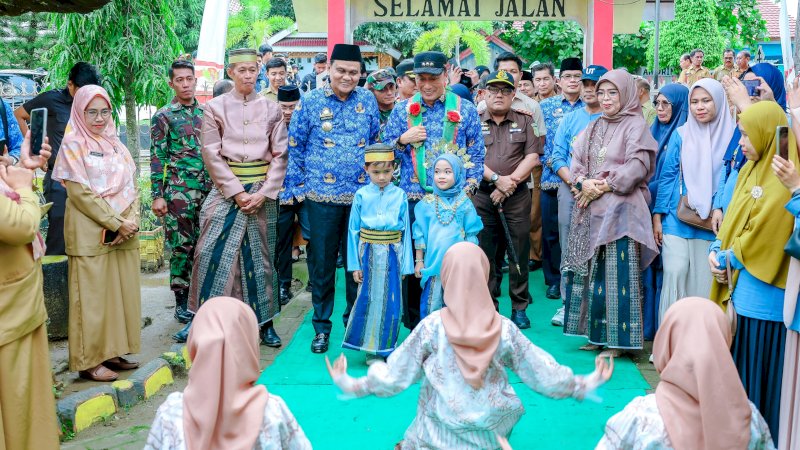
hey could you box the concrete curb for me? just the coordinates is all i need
[57,357,177,437]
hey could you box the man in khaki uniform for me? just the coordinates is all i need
[678,48,712,86]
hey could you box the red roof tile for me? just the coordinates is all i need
[275,37,370,47]
[757,0,795,39]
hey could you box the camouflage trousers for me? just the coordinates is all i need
[165,187,207,292]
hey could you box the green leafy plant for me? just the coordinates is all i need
[0,13,55,69]
[354,22,435,59]
[500,21,584,65]
[647,0,726,71]
[715,0,767,49]
[225,0,294,49]
[137,177,161,232]
[613,22,654,73]
[413,22,493,66]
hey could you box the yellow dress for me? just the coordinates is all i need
[64,181,141,371]
[0,188,59,450]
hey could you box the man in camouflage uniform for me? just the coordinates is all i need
[150,59,211,325]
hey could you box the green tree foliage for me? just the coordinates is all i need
[172,0,205,55]
[500,21,583,65]
[647,0,725,72]
[269,0,296,20]
[413,22,493,66]
[0,13,56,69]
[226,0,293,49]
[354,22,434,59]
[613,22,654,73]
[716,0,767,49]
[48,0,183,168]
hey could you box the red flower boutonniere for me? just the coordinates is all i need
[408,102,422,116]
[447,110,462,123]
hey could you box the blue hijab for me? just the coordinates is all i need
[433,153,465,198]
[650,83,689,153]
[724,63,786,170]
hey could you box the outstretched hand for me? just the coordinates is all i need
[325,354,348,381]
[594,355,614,383]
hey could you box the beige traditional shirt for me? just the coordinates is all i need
[202,90,288,200]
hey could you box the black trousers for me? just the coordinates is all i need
[276,202,312,288]
[401,199,422,329]
[306,200,357,335]
[43,171,67,255]
[540,189,561,287]
[473,188,532,310]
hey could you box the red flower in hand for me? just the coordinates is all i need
[408,102,421,116]
[447,110,462,123]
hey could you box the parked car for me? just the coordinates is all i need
[0,69,47,109]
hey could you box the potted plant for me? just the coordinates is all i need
[138,177,165,271]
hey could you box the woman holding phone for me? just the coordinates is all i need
[708,101,799,444]
[52,85,141,382]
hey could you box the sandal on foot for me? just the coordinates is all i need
[579,344,602,351]
[599,349,624,358]
[79,365,118,382]
[103,356,140,371]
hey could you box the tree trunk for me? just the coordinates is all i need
[124,73,140,178]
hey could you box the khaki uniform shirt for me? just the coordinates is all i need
[678,66,712,86]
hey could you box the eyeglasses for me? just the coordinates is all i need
[653,100,672,109]
[85,109,112,119]
[486,86,514,96]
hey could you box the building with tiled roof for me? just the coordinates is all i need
[751,0,795,68]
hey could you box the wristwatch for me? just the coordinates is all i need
[490,173,499,184]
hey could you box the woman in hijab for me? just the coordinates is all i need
[326,242,613,449]
[708,101,800,444]
[597,297,774,449]
[652,79,735,327]
[642,83,689,339]
[52,85,141,382]
[0,134,60,449]
[145,296,311,450]
[772,79,800,450]
[562,69,658,354]
[412,153,482,318]
[713,62,788,219]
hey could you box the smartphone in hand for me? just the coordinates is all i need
[29,108,47,156]
[742,79,760,97]
[102,229,119,245]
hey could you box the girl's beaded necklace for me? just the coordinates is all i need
[433,193,465,226]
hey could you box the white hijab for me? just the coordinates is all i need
[678,78,736,219]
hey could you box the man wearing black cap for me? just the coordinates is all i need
[276,85,311,306]
[394,59,417,101]
[539,57,585,316]
[383,50,485,329]
[301,52,328,92]
[284,43,381,353]
[474,70,541,329]
[518,70,535,99]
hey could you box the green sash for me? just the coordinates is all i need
[407,91,461,192]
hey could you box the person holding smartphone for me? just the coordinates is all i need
[0,132,59,450]
[51,85,141,382]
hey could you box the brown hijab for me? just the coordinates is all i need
[183,297,269,450]
[654,297,751,450]
[440,242,502,389]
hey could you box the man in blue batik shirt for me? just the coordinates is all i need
[0,99,23,165]
[539,57,584,314]
[285,43,381,354]
[382,51,484,330]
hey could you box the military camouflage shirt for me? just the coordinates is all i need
[150,97,211,199]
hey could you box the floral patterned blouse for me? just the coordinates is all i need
[347,311,597,449]
[144,392,312,450]
[595,394,775,450]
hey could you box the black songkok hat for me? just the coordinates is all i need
[560,57,583,73]
[521,70,533,82]
[277,85,300,102]
[330,43,363,63]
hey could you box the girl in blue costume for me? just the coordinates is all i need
[642,83,689,339]
[344,144,414,362]
[412,154,483,318]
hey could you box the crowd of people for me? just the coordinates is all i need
[0,39,798,449]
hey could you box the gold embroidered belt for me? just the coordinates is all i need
[360,229,401,244]
[228,160,269,184]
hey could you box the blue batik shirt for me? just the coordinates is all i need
[550,107,601,177]
[0,99,22,160]
[540,95,584,190]
[383,96,485,201]
[284,85,380,205]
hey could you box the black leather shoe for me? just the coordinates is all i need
[311,333,329,353]
[172,322,191,343]
[279,285,293,306]
[261,325,282,348]
[511,309,531,329]
[528,259,542,272]
[546,285,560,299]
[173,290,193,324]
